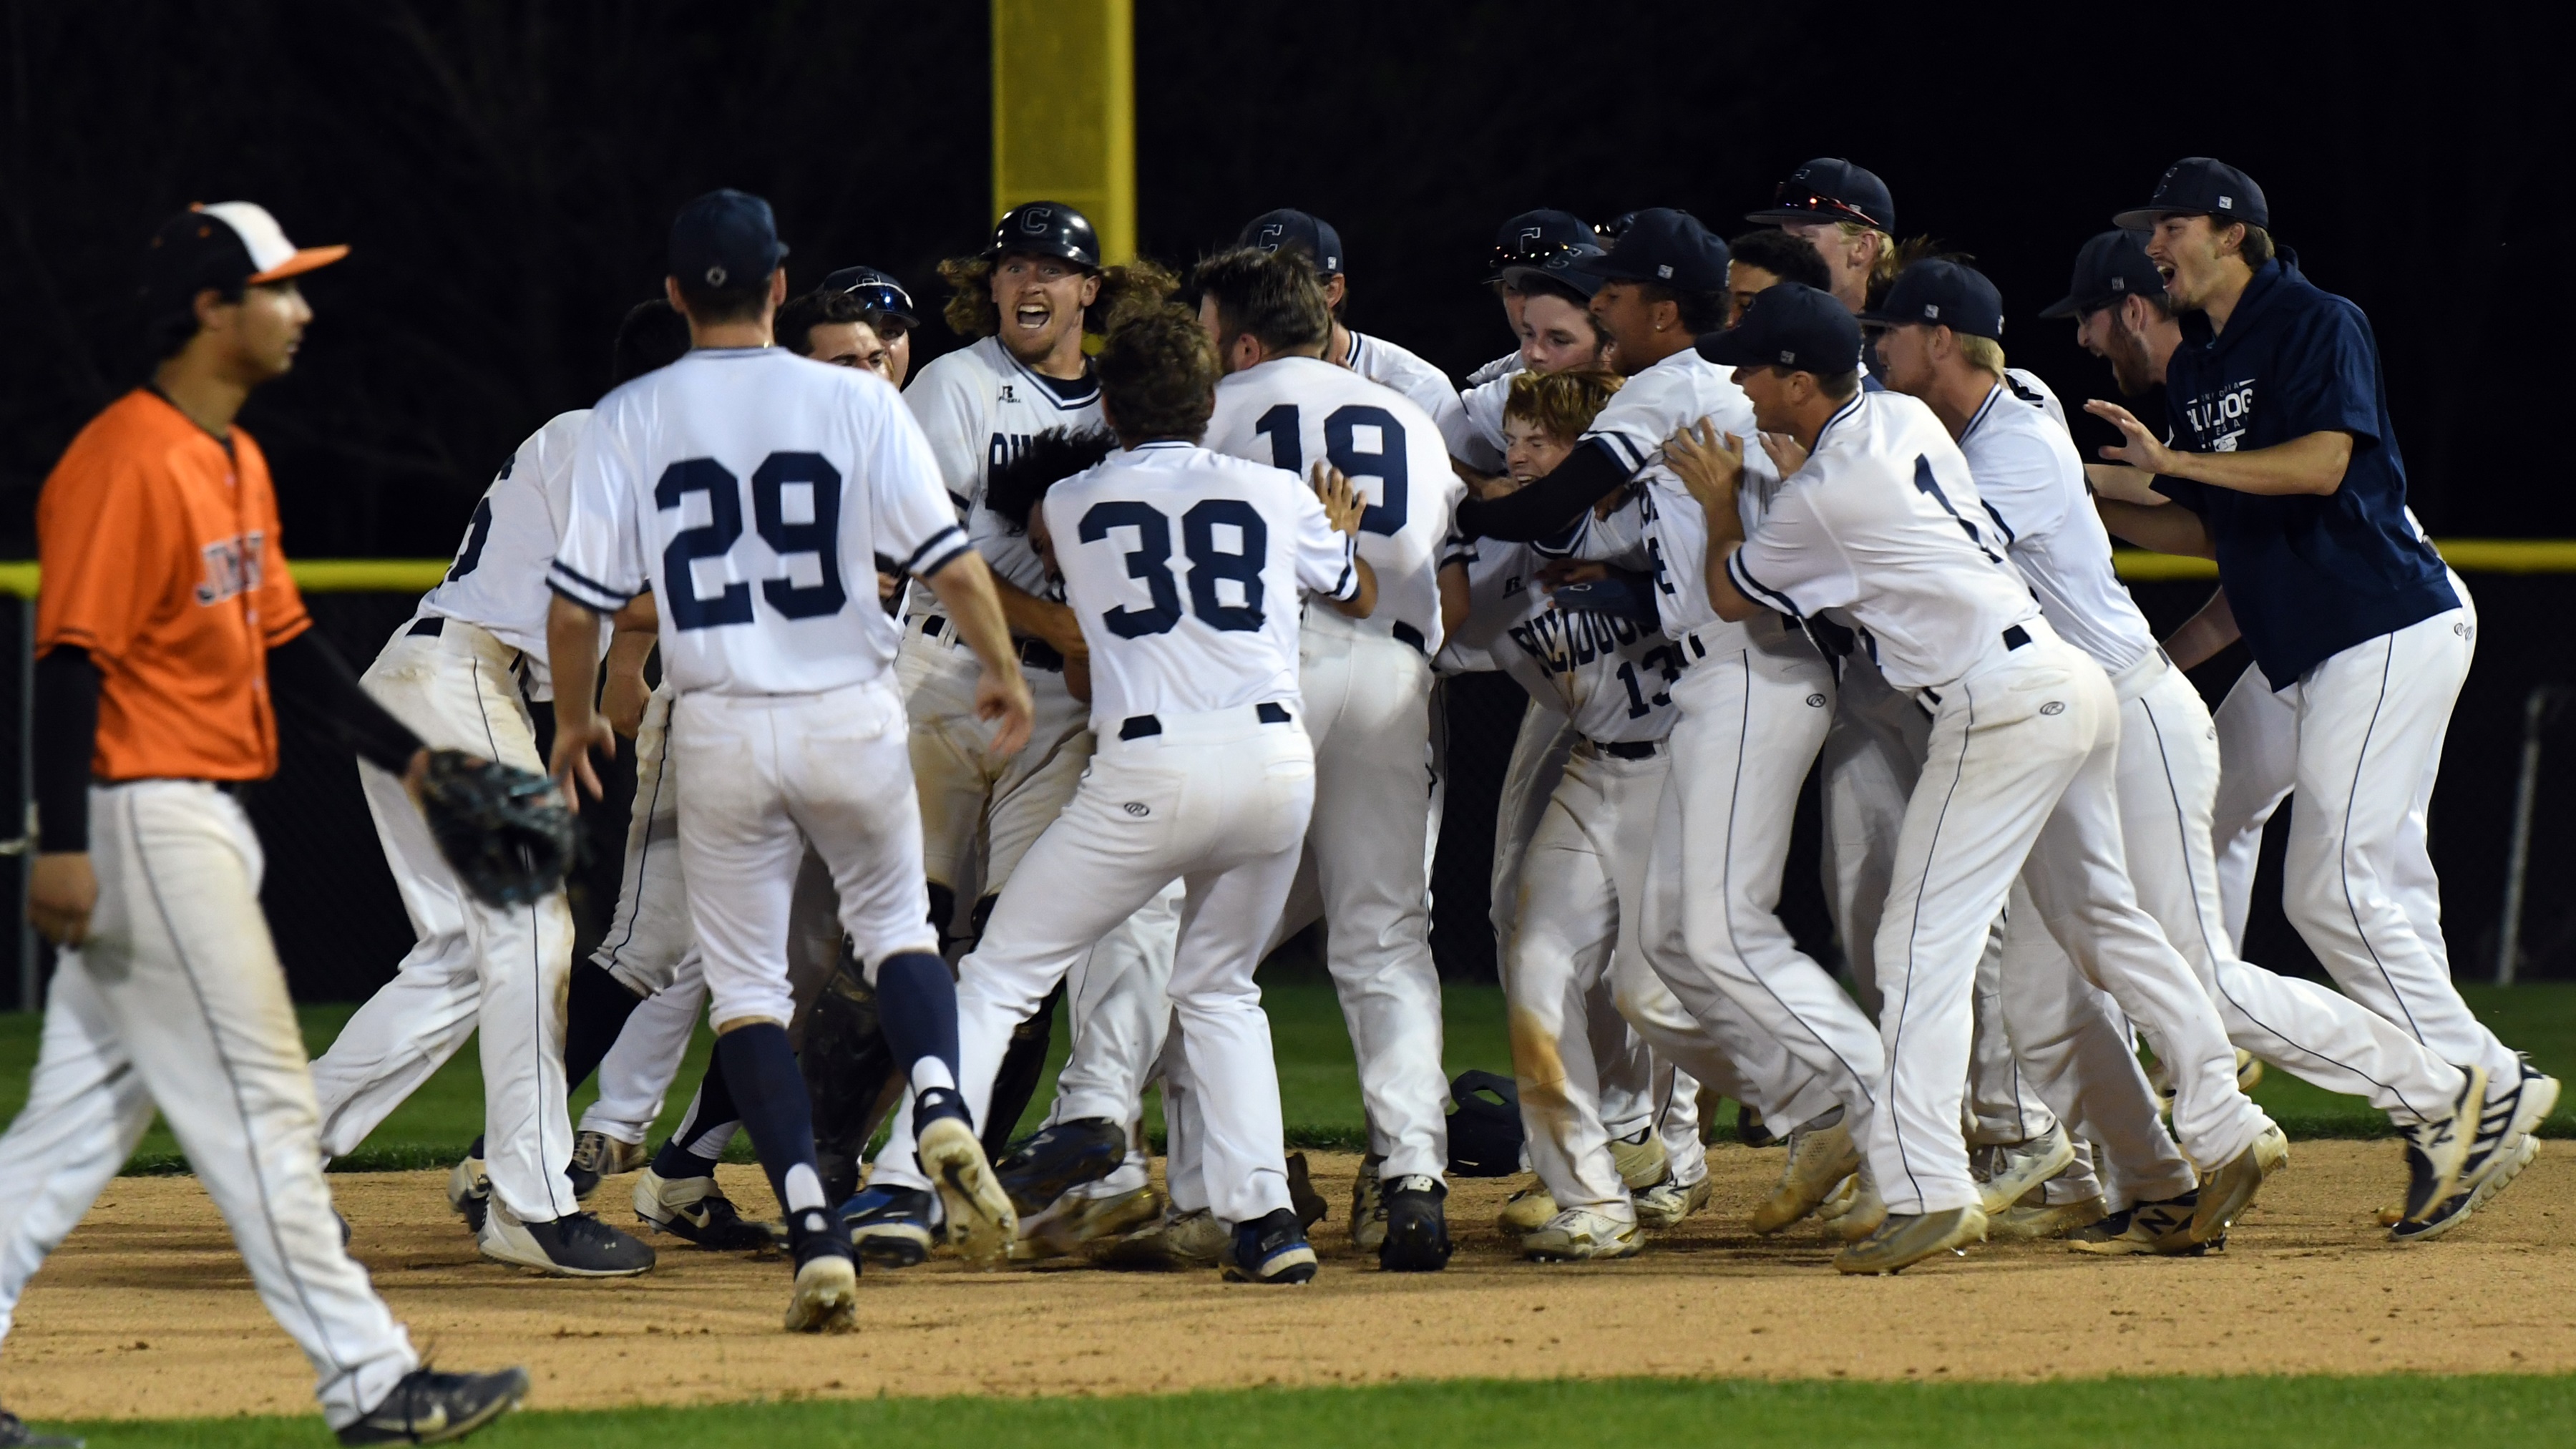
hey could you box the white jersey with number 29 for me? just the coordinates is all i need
[1203,356,1463,654]
[1043,441,1360,731]
[551,346,968,696]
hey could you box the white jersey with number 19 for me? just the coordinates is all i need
[551,346,968,696]
[1042,441,1360,731]
[1203,356,1463,655]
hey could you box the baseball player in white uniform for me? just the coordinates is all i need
[1191,245,1466,1269]
[2089,159,2555,1239]
[1236,208,1468,444]
[1873,258,2488,1246]
[1683,280,2283,1274]
[543,190,1030,1333]
[1454,213,1884,1240]
[874,298,1376,1284]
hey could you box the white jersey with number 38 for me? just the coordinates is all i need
[551,346,967,696]
[1043,441,1360,731]
[1203,356,1463,654]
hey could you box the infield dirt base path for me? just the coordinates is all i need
[7,1142,2573,1422]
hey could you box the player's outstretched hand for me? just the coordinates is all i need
[2084,399,2177,475]
[2085,462,2171,505]
[976,665,1035,758]
[1536,558,1611,592]
[1663,419,1745,513]
[1755,431,1810,478]
[1312,463,1367,536]
[1450,458,1514,501]
[547,713,617,806]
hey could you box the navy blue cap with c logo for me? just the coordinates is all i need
[1239,208,1344,276]
[1746,158,1896,235]
[1860,259,2005,340]
[2038,230,2168,319]
[1486,209,1597,280]
[670,188,788,291]
[1695,281,1864,375]
[2113,157,2269,232]
[1591,208,1729,293]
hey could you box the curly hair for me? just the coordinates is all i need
[982,426,1118,534]
[935,253,1180,339]
[1502,368,1624,443]
[1094,301,1219,443]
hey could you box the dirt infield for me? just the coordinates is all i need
[6,1142,2572,1421]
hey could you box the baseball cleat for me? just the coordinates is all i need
[1284,1152,1330,1232]
[633,1167,781,1252]
[2398,1064,2487,1223]
[993,1117,1127,1218]
[1833,1206,1988,1275]
[1989,1193,2108,1241]
[1093,1206,1229,1269]
[2069,1191,2211,1256]
[1522,1207,1642,1262]
[2394,1132,2540,1244]
[1972,1123,2077,1216]
[1634,1171,1713,1229]
[1608,1124,1669,1191]
[446,1153,490,1236]
[1012,1183,1161,1262]
[1350,1153,1387,1252]
[0,1403,82,1448]
[1752,1108,1862,1234]
[1735,1104,1777,1148]
[1221,1208,1319,1284]
[479,1202,655,1277]
[2235,1049,2263,1094]
[917,1110,1017,1269]
[840,1184,937,1267]
[1378,1174,1452,1272]
[782,1249,859,1335]
[1818,1169,1886,1244]
[1498,1183,1560,1235]
[2191,1123,2288,1244]
[567,1131,650,1201]
[336,1365,529,1445]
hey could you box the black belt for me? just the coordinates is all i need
[1120,701,1291,741]
[1392,622,1427,654]
[409,616,444,638]
[924,614,1065,673]
[1919,627,2035,708]
[1584,736,1662,760]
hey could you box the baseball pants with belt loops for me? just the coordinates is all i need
[879,706,1316,1225]
[308,618,578,1221]
[0,781,419,1428]
[1871,620,2271,1216]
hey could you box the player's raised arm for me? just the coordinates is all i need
[921,547,1035,756]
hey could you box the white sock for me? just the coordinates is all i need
[910,1058,957,1095]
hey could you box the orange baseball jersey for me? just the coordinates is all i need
[36,388,313,781]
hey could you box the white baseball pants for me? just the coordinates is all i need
[672,678,940,1032]
[592,687,693,998]
[1641,630,1887,1143]
[1872,625,2270,1216]
[904,626,1093,898]
[308,621,577,1221]
[0,782,419,1428]
[879,706,1317,1226]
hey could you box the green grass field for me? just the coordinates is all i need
[34,1374,2576,1448]
[0,980,2569,1175]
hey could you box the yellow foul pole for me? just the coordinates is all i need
[990,0,1135,264]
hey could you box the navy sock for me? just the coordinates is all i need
[874,951,961,1109]
[650,1051,743,1178]
[711,1023,835,1243]
[563,963,644,1093]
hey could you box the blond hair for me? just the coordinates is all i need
[935,254,1180,339]
[1503,368,1624,443]
[1958,334,2007,378]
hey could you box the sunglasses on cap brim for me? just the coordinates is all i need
[1772,185,1887,232]
[829,279,918,324]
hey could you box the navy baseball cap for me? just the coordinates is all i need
[670,188,787,291]
[1860,259,2004,340]
[1239,209,1344,275]
[1747,158,1896,235]
[2038,230,2166,320]
[1487,209,1598,280]
[1695,282,1863,376]
[1591,208,1729,293]
[821,264,918,326]
[2113,157,2269,233]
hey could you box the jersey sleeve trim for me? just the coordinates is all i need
[1327,537,1361,602]
[897,523,970,577]
[547,560,633,612]
[912,540,975,580]
[1726,548,1803,620]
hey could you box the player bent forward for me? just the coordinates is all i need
[545,189,1032,1330]
[874,299,1380,1283]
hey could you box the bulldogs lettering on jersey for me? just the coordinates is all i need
[1203,356,1463,654]
[417,408,592,696]
[1041,441,1359,728]
[552,348,966,696]
[902,335,1103,613]
[1957,381,2156,673]
[1475,540,1683,744]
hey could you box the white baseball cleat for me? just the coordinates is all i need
[1634,1173,1712,1229]
[783,1252,858,1335]
[478,1200,656,1277]
[1818,1169,1887,1244]
[1522,1208,1642,1262]
[1752,1108,1862,1234]
[1989,1193,2108,1241]
[2190,1123,2289,1245]
[1012,1183,1162,1262]
[1497,1183,1560,1235]
[917,1113,1016,1269]
[1350,1154,1388,1252]
[1607,1126,1669,1191]
[1092,1206,1230,1269]
[1973,1123,2077,1216]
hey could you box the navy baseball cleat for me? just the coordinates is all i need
[1378,1175,1453,1272]
[841,1184,937,1267]
[994,1117,1128,1217]
[336,1366,528,1445]
[1221,1209,1318,1284]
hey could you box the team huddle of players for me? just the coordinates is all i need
[331,151,2557,1321]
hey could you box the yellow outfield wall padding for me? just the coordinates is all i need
[992,0,1135,265]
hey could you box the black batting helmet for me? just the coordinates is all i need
[820,264,919,328]
[990,201,1101,271]
[1445,1070,1526,1177]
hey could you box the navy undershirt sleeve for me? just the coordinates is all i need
[1453,438,1633,542]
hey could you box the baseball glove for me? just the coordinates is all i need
[419,749,577,907]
